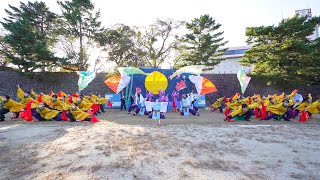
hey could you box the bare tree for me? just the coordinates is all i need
[0,29,10,67]
[136,19,183,68]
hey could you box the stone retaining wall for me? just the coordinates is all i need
[0,71,319,105]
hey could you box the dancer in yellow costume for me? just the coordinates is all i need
[226,104,253,121]
[77,96,93,111]
[0,95,25,121]
[17,85,37,108]
[34,102,62,121]
[306,96,320,114]
[96,94,108,113]
[211,97,224,113]
[292,96,312,118]
[48,94,70,111]
[263,100,291,121]
[69,103,91,121]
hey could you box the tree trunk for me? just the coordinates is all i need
[79,20,84,71]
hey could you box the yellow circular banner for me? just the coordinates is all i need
[145,71,168,95]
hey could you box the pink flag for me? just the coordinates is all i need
[175,80,186,91]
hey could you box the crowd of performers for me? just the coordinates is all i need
[124,89,200,125]
[210,90,320,122]
[0,85,108,122]
[2,86,318,124]
[0,86,201,124]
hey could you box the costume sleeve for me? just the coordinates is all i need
[267,103,283,115]
[297,102,308,111]
[230,107,243,117]
[248,102,259,109]
[42,94,52,102]
[306,101,320,114]
[91,94,98,102]
[17,87,24,99]
[99,98,108,104]
[31,91,39,100]
[241,97,250,104]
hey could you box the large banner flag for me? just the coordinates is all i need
[104,75,131,94]
[77,71,96,92]
[169,65,205,79]
[189,75,217,95]
[237,68,251,94]
[117,67,149,76]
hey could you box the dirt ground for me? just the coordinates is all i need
[0,109,320,180]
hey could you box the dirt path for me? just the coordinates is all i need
[0,110,320,179]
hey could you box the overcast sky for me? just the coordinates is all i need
[1,0,319,47]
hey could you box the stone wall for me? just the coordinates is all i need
[0,70,319,105]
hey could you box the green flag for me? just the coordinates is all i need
[170,65,205,79]
[117,67,148,76]
[77,71,96,92]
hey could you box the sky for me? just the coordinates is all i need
[0,0,319,70]
[0,0,319,47]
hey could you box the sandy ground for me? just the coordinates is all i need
[0,109,320,180]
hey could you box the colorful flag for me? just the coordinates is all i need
[170,65,205,79]
[104,75,131,94]
[77,71,96,92]
[117,67,148,76]
[189,75,217,95]
[175,80,187,91]
[237,68,251,94]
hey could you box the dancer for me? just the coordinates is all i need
[136,98,149,115]
[127,92,143,115]
[0,95,25,121]
[146,91,154,102]
[120,96,126,111]
[226,104,253,121]
[263,99,291,121]
[171,90,179,112]
[33,102,63,121]
[97,94,108,113]
[211,97,224,113]
[148,99,165,125]
[68,103,99,122]
[180,93,199,116]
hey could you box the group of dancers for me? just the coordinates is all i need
[210,89,320,122]
[124,90,200,121]
[0,86,201,123]
[1,86,319,123]
[0,85,108,122]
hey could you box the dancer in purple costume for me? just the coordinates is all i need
[146,91,154,102]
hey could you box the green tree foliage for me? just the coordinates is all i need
[241,16,320,85]
[57,0,104,71]
[1,1,65,72]
[177,14,228,69]
[136,19,182,68]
